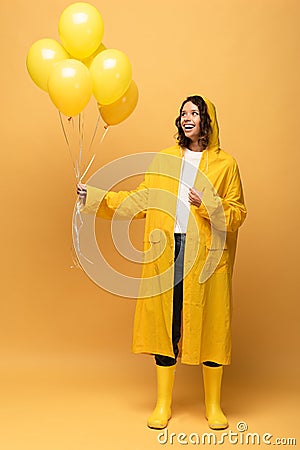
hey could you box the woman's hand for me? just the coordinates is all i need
[77,182,87,205]
[188,187,203,207]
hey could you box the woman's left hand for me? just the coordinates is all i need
[188,187,203,207]
[77,183,87,205]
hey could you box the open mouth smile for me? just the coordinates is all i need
[183,124,195,131]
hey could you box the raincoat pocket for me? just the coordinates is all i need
[143,229,174,275]
[204,244,229,273]
[143,232,165,263]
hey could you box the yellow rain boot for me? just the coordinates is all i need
[202,364,229,430]
[147,365,176,429]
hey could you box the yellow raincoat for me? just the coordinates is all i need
[83,98,247,365]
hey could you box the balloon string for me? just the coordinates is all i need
[72,125,110,269]
[79,115,101,181]
[89,115,101,153]
[100,124,109,144]
[78,112,84,177]
[79,125,109,183]
[79,154,96,183]
[70,116,81,182]
[70,199,94,269]
[75,160,80,182]
[70,242,83,270]
[58,114,109,269]
[59,112,78,181]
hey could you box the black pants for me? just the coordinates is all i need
[155,234,221,368]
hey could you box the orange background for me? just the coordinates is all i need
[1,0,299,449]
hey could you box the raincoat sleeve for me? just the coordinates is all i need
[82,175,150,220]
[196,161,247,233]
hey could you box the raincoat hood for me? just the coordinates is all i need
[202,96,220,151]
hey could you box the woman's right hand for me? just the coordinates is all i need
[77,182,87,204]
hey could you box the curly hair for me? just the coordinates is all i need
[175,95,212,150]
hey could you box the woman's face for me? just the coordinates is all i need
[180,101,201,141]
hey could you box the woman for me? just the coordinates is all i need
[77,95,247,430]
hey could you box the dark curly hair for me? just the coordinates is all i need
[175,95,212,150]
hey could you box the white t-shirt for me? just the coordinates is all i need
[174,148,203,233]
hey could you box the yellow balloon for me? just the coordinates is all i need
[48,59,92,117]
[99,80,139,125]
[58,2,104,59]
[26,38,69,92]
[82,42,106,69]
[90,49,132,105]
